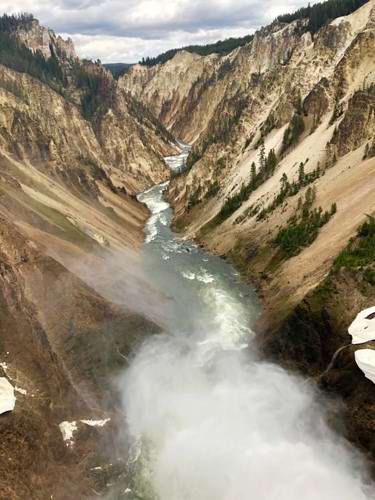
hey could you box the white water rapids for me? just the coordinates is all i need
[119,145,374,500]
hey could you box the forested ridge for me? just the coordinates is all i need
[138,0,370,68]
[0,14,65,91]
[0,13,34,33]
[0,14,116,122]
[277,0,369,33]
[139,34,253,67]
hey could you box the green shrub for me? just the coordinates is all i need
[334,216,375,270]
[257,161,320,221]
[274,202,337,257]
[213,147,279,224]
[205,181,220,199]
[72,63,115,121]
[0,30,65,91]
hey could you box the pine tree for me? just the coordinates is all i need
[250,162,256,185]
[295,90,303,115]
[259,141,266,172]
[281,172,288,189]
[298,163,305,185]
[267,149,278,175]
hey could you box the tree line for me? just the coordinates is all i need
[104,63,132,79]
[212,143,277,224]
[0,13,34,33]
[139,35,253,67]
[73,62,115,121]
[0,30,65,91]
[277,0,369,34]
[273,191,337,257]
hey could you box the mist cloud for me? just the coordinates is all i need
[123,334,372,499]
[53,203,374,499]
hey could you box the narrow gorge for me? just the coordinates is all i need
[0,1,373,499]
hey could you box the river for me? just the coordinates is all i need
[119,147,373,500]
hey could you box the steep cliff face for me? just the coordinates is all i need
[120,19,316,144]
[0,19,173,498]
[15,18,76,60]
[0,33,176,265]
[0,66,139,262]
[119,51,223,143]
[162,0,375,320]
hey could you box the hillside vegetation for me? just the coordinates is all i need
[277,0,369,32]
[0,15,65,91]
[139,34,253,67]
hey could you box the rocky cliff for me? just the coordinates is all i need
[0,215,161,499]
[15,18,76,60]
[0,19,175,498]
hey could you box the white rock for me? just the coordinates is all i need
[81,418,110,427]
[355,349,375,384]
[0,377,16,414]
[0,362,9,373]
[59,421,78,446]
[15,386,27,395]
[59,418,110,447]
[348,306,375,344]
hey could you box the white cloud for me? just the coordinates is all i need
[67,26,257,63]
[0,0,315,62]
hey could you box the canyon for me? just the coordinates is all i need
[123,0,375,484]
[0,1,374,498]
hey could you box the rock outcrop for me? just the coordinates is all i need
[16,18,76,60]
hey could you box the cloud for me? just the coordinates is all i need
[0,0,315,62]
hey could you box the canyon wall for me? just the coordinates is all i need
[0,21,174,498]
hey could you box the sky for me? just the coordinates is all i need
[0,0,313,63]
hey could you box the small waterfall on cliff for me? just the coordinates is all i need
[118,147,374,500]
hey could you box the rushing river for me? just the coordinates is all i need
[120,146,373,500]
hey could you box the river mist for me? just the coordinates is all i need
[116,164,374,500]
